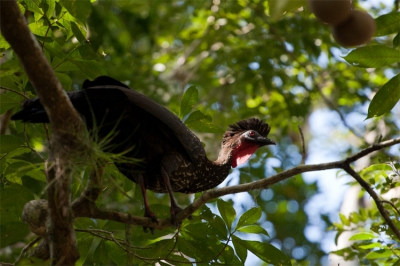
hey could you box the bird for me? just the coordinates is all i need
[11,76,276,231]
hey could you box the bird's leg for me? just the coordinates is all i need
[138,174,157,234]
[160,168,184,227]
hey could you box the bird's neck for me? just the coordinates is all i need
[213,144,235,167]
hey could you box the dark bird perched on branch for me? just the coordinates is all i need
[11,76,275,230]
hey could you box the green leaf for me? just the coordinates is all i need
[365,249,392,259]
[269,0,306,20]
[232,235,247,263]
[22,0,44,14]
[348,232,375,241]
[339,213,350,226]
[75,235,94,266]
[394,32,400,48]
[0,222,30,248]
[179,86,198,119]
[217,199,236,231]
[43,0,55,19]
[15,257,50,265]
[43,40,65,59]
[232,236,291,265]
[236,207,262,229]
[367,73,400,118]
[0,135,25,153]
[184,110,211,124]
[92,239,109,265]
[187,121,223,133]
[29,22,50,37]
[237,225,270,237]
[178,238,213,262]
[208,215,229,240]
[71,21,87,43]
[52,58,80,71]
[71,59,108,79]
[106,241,127,266]
[343,45,400,68]
[55,72,72,90]
[0,184,34,225]
[0,75,21,91]
[359,242,382,249]
[61,0,91,25]
[0,92,23,114]
[375,12,400,36]
[0,34,11,49]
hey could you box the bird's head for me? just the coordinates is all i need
[222,118,275,168]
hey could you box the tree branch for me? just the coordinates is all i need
[0,1,88,264]
[70,136,400,230]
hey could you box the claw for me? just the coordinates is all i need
[143,209,158,234]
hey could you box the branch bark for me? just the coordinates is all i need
[0,1,88,264]
[69,137,400,233]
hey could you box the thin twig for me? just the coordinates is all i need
[382,200,400,216]
[0,86,28,99]
[14,236,41,264]
[212,231,234,262]
[298,125,306,164]
[343,165,400,241]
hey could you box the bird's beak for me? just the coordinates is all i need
[258,137,276,146]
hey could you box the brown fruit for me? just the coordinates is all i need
[308,0,352,25]
[333,10,376,47]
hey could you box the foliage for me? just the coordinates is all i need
[0,0,399,265]
[331,163,400,265]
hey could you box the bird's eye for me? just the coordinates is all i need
[249,131,255,137]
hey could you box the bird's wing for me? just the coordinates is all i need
[82,77,205,163]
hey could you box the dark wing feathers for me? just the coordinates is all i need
[92,85,205,163]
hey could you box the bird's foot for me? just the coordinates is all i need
[170,206,192,227]
[143,209,158,234]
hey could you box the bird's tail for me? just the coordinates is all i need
[10,98,49,123]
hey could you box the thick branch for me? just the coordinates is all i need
[0,1,87,264]
[71,137,400,230]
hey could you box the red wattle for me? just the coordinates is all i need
[232,145,258,168]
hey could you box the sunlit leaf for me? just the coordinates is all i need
[236,207,262,229]
[43,0,55,19]
[237,225,270,237]
[268,0,306,20]
[22,0,43,14]
[179,86,198,119]
[375,12,400,36]
[29,22,50,37]
[339,213,350,226]
[0,34,10,49]
[343,45,400,68]
[348,232,375,241]
[367,74,400,118]
[217,199,236,231]
[365,249,392,259]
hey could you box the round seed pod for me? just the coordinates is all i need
[332,10,376,47]
[308,0,352,26]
